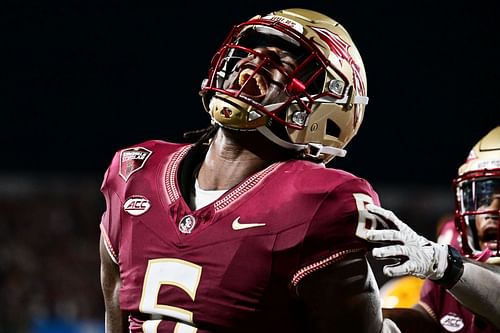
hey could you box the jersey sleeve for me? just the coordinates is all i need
[292,178,381,286]
[100,151,123,264]
[417,279,441,322]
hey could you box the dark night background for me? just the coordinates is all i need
[1,0,499,331]
[4,0,499,184]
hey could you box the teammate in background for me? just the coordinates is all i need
[99,8,397,333]
[435,214,461,250]
[362,126,500,332]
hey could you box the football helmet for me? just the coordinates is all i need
[200,8,368,163]
[379,276,425,309]
[453,126,500,263]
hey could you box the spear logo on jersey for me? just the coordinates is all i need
[179,215,196,234]
[119,147,152,181]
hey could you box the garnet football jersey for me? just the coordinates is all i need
[437,219,461,250]
[100,140,383,332]
[419,281,500,333]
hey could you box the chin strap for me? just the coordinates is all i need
[257,126,347,158]
[314,94,369,105]
[263,93,369,112]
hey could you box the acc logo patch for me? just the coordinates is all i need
[123,196,151,216]
[440,313,464,332]
[119,147,152,181]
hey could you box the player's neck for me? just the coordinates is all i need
[197,128,272,190]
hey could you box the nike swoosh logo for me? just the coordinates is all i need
[232,217,266,230]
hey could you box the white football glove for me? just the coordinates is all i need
[363,204,449,280]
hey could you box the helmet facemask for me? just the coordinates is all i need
[455,174,500,259]
[201,21,329,131]
[200,9,369,163]
[453,126,500,263]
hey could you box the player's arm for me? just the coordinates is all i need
[362,204,500,329]
[296,251,384,333]
[447,258,500,329]
[100,234,129,333]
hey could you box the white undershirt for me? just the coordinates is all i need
[193,179,228,209]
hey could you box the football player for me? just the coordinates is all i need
[362,126,500,332]
[99,8,395,333]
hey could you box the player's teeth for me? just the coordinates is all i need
[239,68,267,95]
[239,69,252,86]
[239,74,247,86]
[256,77,266,95]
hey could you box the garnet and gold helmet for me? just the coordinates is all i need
[200,8,368,163]
[453,126,500,263]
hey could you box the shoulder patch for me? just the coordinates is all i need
[119,147,152,181]
[440,312,464,332]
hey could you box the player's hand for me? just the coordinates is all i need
[363,204,449,280]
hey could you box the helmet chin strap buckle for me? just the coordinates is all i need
[257,126,347,160]
[306,143,347,158]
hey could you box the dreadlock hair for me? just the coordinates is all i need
[182,124,220,149]
[183,124,321,163]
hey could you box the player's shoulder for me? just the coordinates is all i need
[286,159,375,193]
[108,139,186,166]
[119,139,186,155]
[101,139,189,190]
